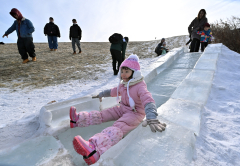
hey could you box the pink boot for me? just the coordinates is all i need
[73,135,100,165]
[69,106,79,128]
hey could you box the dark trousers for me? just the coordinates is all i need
[110,49,122,73]
[190,38,200,52]
[17,37,36,60]
[201,42,208,52]
[72,38,81,52]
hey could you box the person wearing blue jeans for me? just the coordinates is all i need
[44,17,61,51]
[47,35,58,50]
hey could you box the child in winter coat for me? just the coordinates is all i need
[160,42,168,55]
[69,54,166,165]
[3,8,36,64]
[197,23,212,52]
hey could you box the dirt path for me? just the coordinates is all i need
[0,35,187,90]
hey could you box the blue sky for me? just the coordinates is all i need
[1,0,240,43]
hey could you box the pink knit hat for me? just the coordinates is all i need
[117,54,143,111]
[120,54,140,71]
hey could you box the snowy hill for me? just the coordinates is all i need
[0,37,240,166]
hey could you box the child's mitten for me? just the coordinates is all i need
[143,102,167,132]
[142,119,166,132]
[92,89,111,102]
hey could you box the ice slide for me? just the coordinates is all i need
[0,44,222,166]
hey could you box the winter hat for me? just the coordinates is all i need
[116,54,143,110]
[163,42,166,45]
[204,23,210,27]
[10,8,23,21]
[120,54,140,71]
[161,38,165,41]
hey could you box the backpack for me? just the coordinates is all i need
[109,33,123,44]
[155,43,163,55]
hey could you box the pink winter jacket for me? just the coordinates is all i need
[110,80,155,115]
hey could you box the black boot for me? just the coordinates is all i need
[114,70,118,75]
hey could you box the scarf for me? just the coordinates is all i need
[121,77,144,87]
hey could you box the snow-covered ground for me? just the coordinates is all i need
[191,45,240,166]
[0,40,240,166]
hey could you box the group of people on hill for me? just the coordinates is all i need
[43,17,82,54]
[1,7,214,166]
[2,8,82,63]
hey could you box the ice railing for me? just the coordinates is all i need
[93,43,223,166]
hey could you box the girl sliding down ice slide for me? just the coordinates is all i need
[69,54,167,165]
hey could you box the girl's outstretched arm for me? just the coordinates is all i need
[92,89,111,102]
[138,84,167,132]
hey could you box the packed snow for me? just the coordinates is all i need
[0,42,240,166]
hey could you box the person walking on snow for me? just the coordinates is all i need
[197,23,212,52]
[188,9,208,52]
[2,8,36,64]
[44,17,60,51]
[69,19,82,54]
[69,54,167,165]
[110,35,128,75]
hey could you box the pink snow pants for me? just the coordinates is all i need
[76,105,145,155]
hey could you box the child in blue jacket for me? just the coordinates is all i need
[2,8,36,64]
[197,23,212,52]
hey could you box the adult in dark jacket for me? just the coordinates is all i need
[44,17,60,51]
[155,38,165,56]
[188,9,208,52]
[2,8,36,64]
[69,19,82,54]
[110,36,128,75]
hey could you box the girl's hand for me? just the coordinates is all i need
[92,89,111,102]
[142,119,166,132]
[92,94,102,102]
